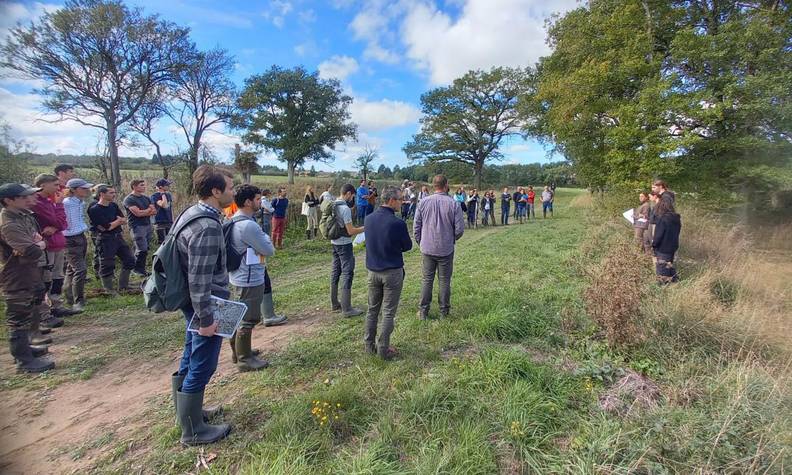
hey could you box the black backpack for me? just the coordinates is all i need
[222,215,249,272]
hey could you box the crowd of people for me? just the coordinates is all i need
[0,164,683,446]
[633,180,681,284]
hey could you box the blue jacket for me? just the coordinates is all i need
[356,186,369,207]
[364,206,412,271]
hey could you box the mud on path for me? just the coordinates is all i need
[0,309,329,475]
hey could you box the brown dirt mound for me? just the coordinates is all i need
[598,370,662,417]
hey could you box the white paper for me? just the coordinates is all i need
[622,208,635,225]
[245,247,259,265]
[187,296,248,339]
[353,232,366,246]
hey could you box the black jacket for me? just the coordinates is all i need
[652,212,681,255]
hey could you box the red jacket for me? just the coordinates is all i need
[32,193,67,251]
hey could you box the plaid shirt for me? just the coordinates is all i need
[63,196,89,236]
[175,202,228,327]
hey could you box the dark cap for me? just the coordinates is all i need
[0,183,40,201]
[155,179,172,187]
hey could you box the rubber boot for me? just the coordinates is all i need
[261,293,287,327]
[30,306,53,345]
[340,288,363,317]
[330,285,341,312]
[171,372,221,423]
[30,344,49,357]
[306,230,311,240]
[10,330,54,373]
[101,275,117,296]
[235,328,269,372]
[118,268,131,291]
[176,389,231,445]
[229,334,237,364]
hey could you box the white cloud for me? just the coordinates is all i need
[400,0,578,84]
[349,1,402,64]
[318,55,360,81]
[0,2,59,40]
[350,98,421,132]
[262,0,294,28]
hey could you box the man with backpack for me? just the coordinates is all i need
[169,165,235,446]
[320,184,365,316]
[225,184,287,372]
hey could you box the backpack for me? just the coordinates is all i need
[319,199,348,240]
[222,215,248,272]
[143,210,219,313]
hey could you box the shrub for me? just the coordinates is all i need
[583,241,648,348]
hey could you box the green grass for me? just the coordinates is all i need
[6,187,790,473]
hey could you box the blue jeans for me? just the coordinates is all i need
[356,204,369,225]
[178,306,223,393]
[501,206,509,225]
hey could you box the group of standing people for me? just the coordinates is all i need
[632,179,681,284]
[453,184,555,227]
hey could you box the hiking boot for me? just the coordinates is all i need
[41,315,64,329]
[10,330,54,374]
[71,302,85,313]
[261,293,288,327]
[417,310,428,321]
[340,288,363,317]
[235,328,269,372]
[171,372,222,423]
[52,307,81,317]
[330,286,341,312]
[176,390,231,445]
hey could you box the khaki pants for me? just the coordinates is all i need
[364,268,405,351]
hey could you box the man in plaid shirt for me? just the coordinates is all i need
[171,165,236,446]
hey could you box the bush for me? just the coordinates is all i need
[583,241,648,348]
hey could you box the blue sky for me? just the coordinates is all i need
[0,0,578,171]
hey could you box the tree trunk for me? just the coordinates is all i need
[473,160,483,190]
[189,130,203,177]
[287,161,296,184]
[107,120,121,189]
[153,143,168,179]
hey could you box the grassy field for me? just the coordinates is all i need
[1,188,789,474]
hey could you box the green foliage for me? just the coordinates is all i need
[234,66,357,184]
[404,67,531,189]
[0,121,31,184]
[527,0,792,198]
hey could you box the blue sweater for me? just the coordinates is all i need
[272,197,289,218]
[364,206,412,271]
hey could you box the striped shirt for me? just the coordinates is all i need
[174,202,228,327]
[63,196,89,236]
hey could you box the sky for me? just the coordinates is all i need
[0,0,578,171]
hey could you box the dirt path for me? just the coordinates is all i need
[0,308,328,475]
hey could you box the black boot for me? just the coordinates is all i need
[30,344,49,357]
[330,285,341,312]
[176,389,231,445]
[306,230,311,240]
[10,330,54,373]
[171,372,222,423]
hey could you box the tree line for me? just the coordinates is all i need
[2,0,789,199]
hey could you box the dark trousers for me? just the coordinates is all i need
[131,224,152,271]
[654,251,679,283]
[5,293,36,331]
[155,222,172,245]
[97,233,136,278]
[501,206,509,225]
[91,232,101,278]
[331,243,355,290]
[488,208,495,225]
[400,203,410,220]
[365,268,404,351]
[64,233,88,305]
[260,213,272,236]
[419,253,454,316]
[177,306,223,393]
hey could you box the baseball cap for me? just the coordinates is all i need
[0,183,40,201]
[66,178,94,189]
[155,178,172,187]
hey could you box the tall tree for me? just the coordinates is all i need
[527,0,792,194]
[234,66,357,184]
[0,0,191,188]
[354,146,378,182]
[233,144,257,184]
[165,48,237,175]
[403,67,529,190]
[128,84,176,178]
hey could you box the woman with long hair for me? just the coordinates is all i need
[651,199,681,284]
[304,185,319,239]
